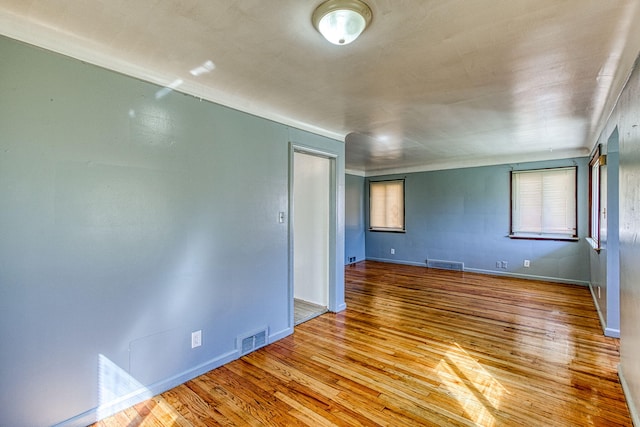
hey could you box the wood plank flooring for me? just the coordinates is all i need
[294,298,328,325]
[93,261,630,426]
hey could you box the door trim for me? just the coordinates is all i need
[289,144,339,329]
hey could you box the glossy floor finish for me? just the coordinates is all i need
[93,261,630,426]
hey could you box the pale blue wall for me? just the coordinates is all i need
[345,174,365,264]
[365,158,590,284]
[0,36,344,426]
[589,128,620,337]
[601,55,640,425]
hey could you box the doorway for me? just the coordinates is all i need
[292,150,331,325]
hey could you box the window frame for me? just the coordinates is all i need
[587,146,605,251]
[509,166,578,241]
[368,179,406,233]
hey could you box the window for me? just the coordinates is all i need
[510,167,577,240]
[588,146,604,250]
[369,179,405,232]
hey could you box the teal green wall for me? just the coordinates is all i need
[0,36,344,426]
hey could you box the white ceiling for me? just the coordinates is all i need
[2,0,640,175]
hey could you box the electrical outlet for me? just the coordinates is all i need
[496,261,501,268]
[191,330,202,348]
[501,261,508,269]
[391,248,395,255]
[524,259,530,268]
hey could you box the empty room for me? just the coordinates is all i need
[2,1,640,426]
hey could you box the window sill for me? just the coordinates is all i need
[508,234,579,242]
[369,228,406,233]
[586,237,602,253]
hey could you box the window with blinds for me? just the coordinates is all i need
[588,147,603,250]
[369,179,405,232]
[510,167,577,239]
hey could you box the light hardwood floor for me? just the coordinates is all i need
[294,298,327,325]
[93,261,630,426]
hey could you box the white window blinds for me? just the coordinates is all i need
[511,167,576,237]
[370,180,405,231]
[589,150,603,248]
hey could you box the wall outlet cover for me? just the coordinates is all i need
[191,330,202,348]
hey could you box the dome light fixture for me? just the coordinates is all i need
[312,0,372,45]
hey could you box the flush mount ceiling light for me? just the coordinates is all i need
[312,0,372,45]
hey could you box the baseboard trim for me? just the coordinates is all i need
[366,257,426,267]
[589,282,607,327]
[54,350,239,427]
[56,324,299,426]
[333,302,347,312]
[465,267,589,286]
[619,364,640,426]
[269,326,294,343]
[366,257,589,286]
[587,283,621,337]
[605,327,620,338]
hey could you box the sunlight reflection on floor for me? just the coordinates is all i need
[434,343,508,427]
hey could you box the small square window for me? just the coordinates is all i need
[369,179,405,232]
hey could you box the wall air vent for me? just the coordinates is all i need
[237,327,268,356]
[426,259,464,271]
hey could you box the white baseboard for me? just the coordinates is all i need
[366,257,426,267]
[269,326,294,343]
[465,267,589,286]
[588,283,621,337]
[619,364,640,426]
[55,349,239,427]
[589,282,608,333]
[333,302,347,312]
[605,327,621,338]
[366,257,590,286]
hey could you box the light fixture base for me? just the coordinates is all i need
[312,0,372,45]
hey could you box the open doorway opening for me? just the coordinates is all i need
[292,150,331,325]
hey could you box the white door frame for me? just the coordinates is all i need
[289,144,338,328]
